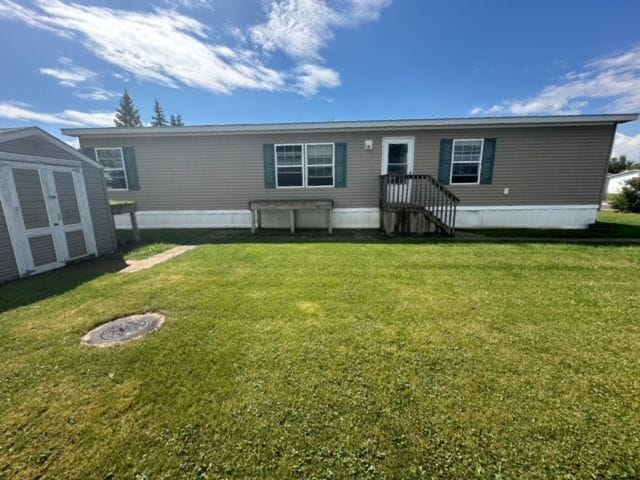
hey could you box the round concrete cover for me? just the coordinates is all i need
[82,313,165,347]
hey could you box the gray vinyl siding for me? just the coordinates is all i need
[12,168,50,228]
[28,235,57,267]
[81,163,117,255]
[65,230,87,258]
[53,171,82,225]
[0,202,19,282]
[80,124,614,209]
[1,135,78,160]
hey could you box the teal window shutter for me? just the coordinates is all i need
[334,142,347,187]
[438,139,453,185]
[480,138,496,184]
[122,147,140,191]
[263,144,275,188]
[81,147,96,160]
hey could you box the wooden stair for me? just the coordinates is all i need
[380,174,460,236]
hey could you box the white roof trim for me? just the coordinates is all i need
[607,169,640,179]
[62,114,638,138]
[0,127,103,169]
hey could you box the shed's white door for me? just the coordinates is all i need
[0,161,97,276]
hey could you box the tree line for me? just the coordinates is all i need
[608,155,637,174]
[114,89,184,127]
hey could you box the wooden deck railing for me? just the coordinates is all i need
[379,174,460,235]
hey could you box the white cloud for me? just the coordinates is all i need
[0,0,285,94]
[0,101,114,127]
[471,46,640,116]
[40,57,95,87]
[251,0,391,60]
[612,131,640,162]
[161,0,214,10]
[75,87,119,101]
[1,0,392,97]
[295,64,341,96]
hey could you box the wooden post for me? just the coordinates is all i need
[289,209,295,234]
[251,210,256,234]
[257,210,262,231]
[130,211,140,243]
[328,208,333,235]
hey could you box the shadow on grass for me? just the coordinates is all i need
[121,227,640,248]
[0,256,127,315]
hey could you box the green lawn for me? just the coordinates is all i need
[1,239,640,479]
[117,228,215,260]
[118,212,640,263]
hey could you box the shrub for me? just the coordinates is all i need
[611,177,640,213]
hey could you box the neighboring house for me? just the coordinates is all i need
[0,127,116,282]
[606,170,640,195]
[62,114,637,232]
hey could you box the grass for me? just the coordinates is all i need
[469,211,640,238]
[1,238,640,479]
[117,212,640,261]
[117,228,215,260]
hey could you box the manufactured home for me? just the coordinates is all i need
[63,114,637,233]
[0,127,116,282]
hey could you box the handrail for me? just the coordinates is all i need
[379,174,460,235]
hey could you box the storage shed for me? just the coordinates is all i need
[0,127,116,282]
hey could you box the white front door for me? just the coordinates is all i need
[0,160,97,276]
[381,137,415,175]
[381,137,415,204]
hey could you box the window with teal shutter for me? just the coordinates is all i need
[334,142,347,187]
[480,138,496,184]
[122,147,140,190]
[263,144,276,188]
[438,139,453,185]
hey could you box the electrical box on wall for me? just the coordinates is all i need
[504,188,510,195]
[364,140,373,151]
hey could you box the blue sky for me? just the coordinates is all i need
[1,0,639,158]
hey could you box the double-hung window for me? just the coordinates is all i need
[95,147,128,190]
[451,139,483,184]
[275,143,335,188]
[275,144,304,187]
[306,143,334,187]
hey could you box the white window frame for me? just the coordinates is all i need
[275,143,305,189]
[305,142,335,189]
[274,142,336,189]
[95,147,128,191]
[450,139,484,186]
[381,137,415,175]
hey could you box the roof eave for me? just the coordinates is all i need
[61,114,639,138]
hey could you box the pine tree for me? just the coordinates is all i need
[609,155,637,174]
[170,114,184,126]
[151,100,168,127]
[114,89,142,127]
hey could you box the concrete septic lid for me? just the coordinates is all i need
[82,313,165,347]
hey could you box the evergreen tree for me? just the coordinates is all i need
[170,114,184,126]
[151,100,168,127]
[609,155,637,174]
[114,89,142,127]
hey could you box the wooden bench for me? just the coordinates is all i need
[249,199,334,234]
